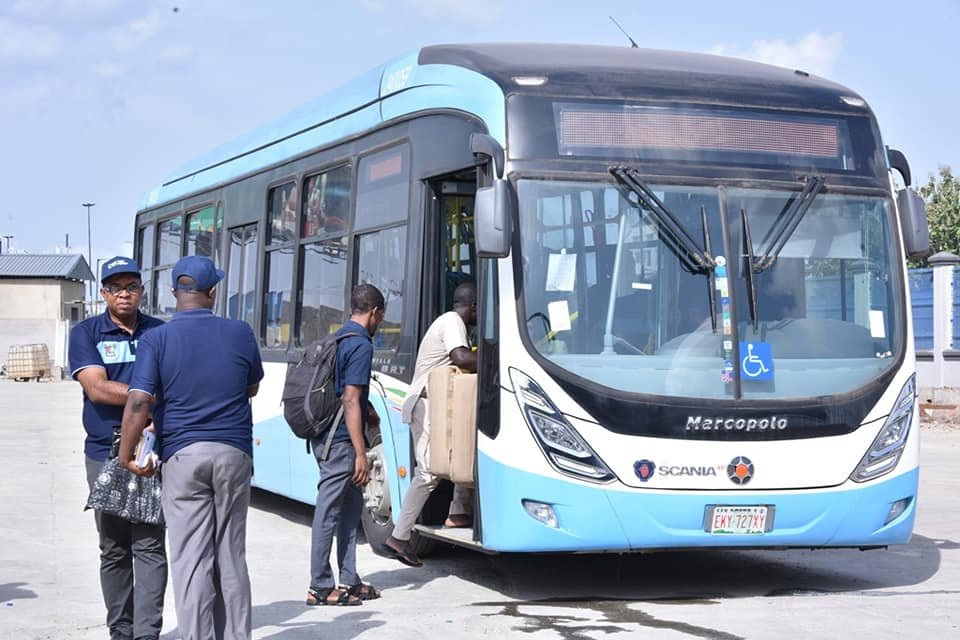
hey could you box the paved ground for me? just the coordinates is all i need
[1,379,958,640]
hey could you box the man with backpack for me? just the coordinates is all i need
[305,283,386,606]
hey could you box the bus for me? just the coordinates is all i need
[134,43,930,554]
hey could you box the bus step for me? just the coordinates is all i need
[412,524,494,554]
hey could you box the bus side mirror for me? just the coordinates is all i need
[475,179,511,258]
[897,188,930,258]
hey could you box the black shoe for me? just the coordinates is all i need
[380,536,422,567]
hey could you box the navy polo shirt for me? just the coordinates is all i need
[331,320,373,443]
[128,308,264,462]
[70,311,165,461]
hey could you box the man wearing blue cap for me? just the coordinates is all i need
[69,256,167,640]
[119,255,264,640]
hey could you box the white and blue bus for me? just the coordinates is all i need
[134,43,929,554]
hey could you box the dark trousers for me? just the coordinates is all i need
[85,456,168,640]
[309,440,363,590]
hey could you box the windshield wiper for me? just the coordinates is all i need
[754,175,826,272]
[702,205,718,333]
[741,207,759,332]
[610,167,715,274]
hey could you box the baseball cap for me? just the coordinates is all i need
[171,255,225,292]
[100,256,141,283]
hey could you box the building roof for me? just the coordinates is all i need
[0,254,95,281]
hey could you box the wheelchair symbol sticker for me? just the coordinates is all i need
[739,341,773,381]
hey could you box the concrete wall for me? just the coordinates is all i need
[912,253,960,404]
[0,279,85,378]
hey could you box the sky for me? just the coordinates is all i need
[1,0,958,271]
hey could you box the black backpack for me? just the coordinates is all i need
[282,332,364,447]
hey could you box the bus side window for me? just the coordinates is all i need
[185,205,217,258]
[226,223,258,330]
[356,225,407,354]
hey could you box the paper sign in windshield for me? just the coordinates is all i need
[869,310,886,339]
[545,253,577,292]
[547,300,572,332]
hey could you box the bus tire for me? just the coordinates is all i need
[360,439,436,558]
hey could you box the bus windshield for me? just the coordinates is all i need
[516,179,903,401]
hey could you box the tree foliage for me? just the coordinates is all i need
[918,166,960,264]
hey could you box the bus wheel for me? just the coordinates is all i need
[360,438,436,557]
[361,441,394,553]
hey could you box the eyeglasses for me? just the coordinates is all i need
[102,283,144,295]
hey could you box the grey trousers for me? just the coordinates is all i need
[309,440,362,590]
[161,442,252,640]
[393,398,473,541]
[84,456,167,640]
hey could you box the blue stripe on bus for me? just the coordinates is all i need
[370,393,412,510]
[143,57,506,210]
[477,451,917,552]
[251,392,412,508]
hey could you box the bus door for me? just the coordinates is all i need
[412,170,483,547]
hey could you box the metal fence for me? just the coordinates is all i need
[909,252,960,400]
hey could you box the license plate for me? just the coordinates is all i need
[705,505,772,535]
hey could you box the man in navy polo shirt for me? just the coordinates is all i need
[69,256,167,640]
[119,255,263,640]
[305,283,385,606]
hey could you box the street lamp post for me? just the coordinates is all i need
[82,202,95,307]
[95,257,106,315]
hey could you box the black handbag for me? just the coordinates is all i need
[85,428,164,525]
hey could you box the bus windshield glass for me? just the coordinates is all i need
[516,179,903,400]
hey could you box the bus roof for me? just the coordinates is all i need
[420,43,864,109]
[141,43,869,211]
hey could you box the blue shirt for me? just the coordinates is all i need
[332,320,373,443]
[128,308,264,461]
[69,311,165,461]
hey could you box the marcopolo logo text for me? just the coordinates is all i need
[685,415,788,432]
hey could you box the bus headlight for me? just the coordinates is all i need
[851,375,916,483]
[509,367,615,483]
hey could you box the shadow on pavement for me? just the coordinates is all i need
[159,601,384,640]
[0,582,37,602]
[249,484,953,600]
[412,534,951,597]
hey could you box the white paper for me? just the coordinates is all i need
[869,310,886,339]
[136,430,156,468]
[547,300,572,332]
[545,253,577,292]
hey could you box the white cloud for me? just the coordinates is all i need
[403,0,503,25]
[109,11,164,53]
[0,18,62,64]
[8,0,126,19]
[160,45,192,65]
[94,60,124,78]
[0,78,59,116]
[708,32,844,78]
[359,0,387,13]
